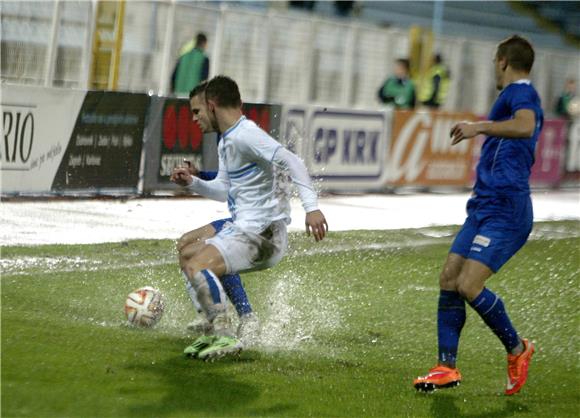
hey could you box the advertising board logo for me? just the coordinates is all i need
[162,102,203,152]
[2,107,35,170]
[389,111,474,185]
[307,110,384,177]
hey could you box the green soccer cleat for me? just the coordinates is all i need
[197,336,243,360]
[184,335,217,358]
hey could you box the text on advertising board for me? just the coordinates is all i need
[2,108,34,169]
[307,110,385,177]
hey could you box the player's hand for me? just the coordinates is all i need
[170,167,193,186]
[183,159,199,177]
[450,122,480,145]
[305,210,328,242]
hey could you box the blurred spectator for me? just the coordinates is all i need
[289,1,316,11]
[334,1,355,16]
[377,58,416,109]
[555,79,576,119]
[171,33,210,97]
[418,54,450,109]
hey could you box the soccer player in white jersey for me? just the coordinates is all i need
[171,75,328,360]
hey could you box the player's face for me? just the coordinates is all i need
[190,94,214,133]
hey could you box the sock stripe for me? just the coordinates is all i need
[482,294,499,316]
[201,269,221,304]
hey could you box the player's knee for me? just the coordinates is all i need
[183,259,210,281]
[183,263,201,282]
[176,231,194,251]
[439,269,457,291]
[455,278,481,302]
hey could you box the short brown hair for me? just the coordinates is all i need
[189,80,208,100]
[496,35,535,73]
[205,75,242,108]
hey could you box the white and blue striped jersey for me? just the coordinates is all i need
[188,116,318,233]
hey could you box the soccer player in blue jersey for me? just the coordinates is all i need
[413,35,543,395]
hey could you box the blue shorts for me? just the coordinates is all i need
[210,218,233,233]
[450,195,533,273]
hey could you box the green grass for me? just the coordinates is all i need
[2,221,579,418]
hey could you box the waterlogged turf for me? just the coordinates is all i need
[2,221,579,417]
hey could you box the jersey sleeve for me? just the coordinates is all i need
[509,85,536,113]
[187,146,229,201]
[272,147,319,213]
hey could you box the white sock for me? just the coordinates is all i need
[191,269,227,321]
[181,270,203,314]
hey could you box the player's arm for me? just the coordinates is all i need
[450,109,536,145]
[170,157,229,202]
[271,147,328,242]
[240,132,328,241]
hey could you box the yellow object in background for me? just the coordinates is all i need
[89,0,125,90]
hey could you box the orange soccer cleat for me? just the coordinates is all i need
[505,338,535,395]
[414,365,462,392]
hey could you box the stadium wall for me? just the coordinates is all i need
[1,85,577,196]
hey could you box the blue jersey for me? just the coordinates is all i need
[474,81,544,197]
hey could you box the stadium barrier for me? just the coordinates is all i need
[1,85,577,196]
[1,85,149,195]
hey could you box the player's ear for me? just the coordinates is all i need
[499,56,508,72]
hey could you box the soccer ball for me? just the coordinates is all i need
[124,286,164,327]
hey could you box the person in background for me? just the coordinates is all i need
[555,78,576,119]
[418,54,450,109]
[377,58,416,109]
[171,32,210,97]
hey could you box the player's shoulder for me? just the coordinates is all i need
[236,118,272,141]
[501,81,540,105]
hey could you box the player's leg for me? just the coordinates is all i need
[179,219,255,321]
[456,259,520,354]
[201,220,288,349]
[456,196,535,395]
[414,253,466,392]
[414,213,476,392]
[438,253,468,368]
[182,243,242,359]
[177,224,217,333]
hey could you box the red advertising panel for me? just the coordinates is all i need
[530,119,567,186]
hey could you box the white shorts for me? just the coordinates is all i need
[206,220,288,274]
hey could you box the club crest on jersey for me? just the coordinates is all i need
[473,235,491,247]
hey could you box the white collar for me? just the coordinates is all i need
[513,79,531,85]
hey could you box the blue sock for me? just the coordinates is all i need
[437,290,466,367]
[469,288,520,353]
[221,274,253,317]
